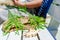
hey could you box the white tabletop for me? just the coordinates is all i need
[0,25,55,40]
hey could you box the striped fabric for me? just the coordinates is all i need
[27,0,53,18]
[38,0,53,18]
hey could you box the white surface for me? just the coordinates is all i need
[0,4,55,40]
[48,3,60,23]
[48,0,60,40]
[23,36,38,40]
[53,0,60,4]
[0,25,54,40]
[0,9,8,20]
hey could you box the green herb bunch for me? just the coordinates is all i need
[2,6,46,35]
[28,14,45,30]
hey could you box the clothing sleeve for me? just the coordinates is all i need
[38,0,53,18]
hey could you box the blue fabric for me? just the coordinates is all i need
[38,0,53,18]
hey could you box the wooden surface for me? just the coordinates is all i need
[0,25,54,40]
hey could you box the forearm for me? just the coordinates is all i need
[13,0,43,8]
[25,0,43,8]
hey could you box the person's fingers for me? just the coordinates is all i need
[14,0,17,3]
[14,0,25,6]
[13,0,19,6]
[14,0,18,2]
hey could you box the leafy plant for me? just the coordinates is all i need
[2,5,46,35]
[28,14,45,30]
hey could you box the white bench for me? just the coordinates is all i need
[48,0,60,40]
[0,6,55,40]
[0,25,55,40]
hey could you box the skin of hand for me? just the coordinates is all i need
[13,0,43,8]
